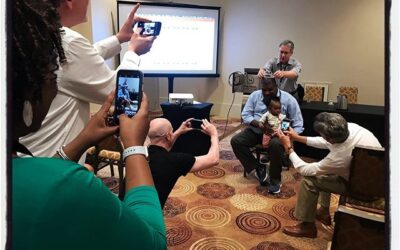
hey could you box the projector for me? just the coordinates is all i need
[169,93,194,105]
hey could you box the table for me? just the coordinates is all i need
[160,102,213,156]
[296,101,385,159]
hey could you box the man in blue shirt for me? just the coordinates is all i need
[231,77,303,193]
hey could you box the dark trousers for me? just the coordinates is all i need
[230,127,285,181]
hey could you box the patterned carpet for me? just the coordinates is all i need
[98,122,338,249]
[163,130,337,250]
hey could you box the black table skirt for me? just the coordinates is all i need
[160,102,213,156]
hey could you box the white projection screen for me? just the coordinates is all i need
[117,1,220,77]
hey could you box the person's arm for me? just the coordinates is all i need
[257,59,274,78]
[190,120,219,172]
[60,92,119,161]
[241,92,258,125]
[57,160,165,248]
[273,59,301,79]
[119,93,155,190]
[170,118,193,146]
[284,95,304,134]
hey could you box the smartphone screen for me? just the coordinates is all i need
[137,21,162,36]
[113,70,143,125]
[191,119,203,130]
[281,119,291,131]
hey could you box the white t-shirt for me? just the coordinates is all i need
[289,123,382,180]
[20,27,140,164]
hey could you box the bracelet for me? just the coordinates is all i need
[57,145,72,161]
[123,146,149,162]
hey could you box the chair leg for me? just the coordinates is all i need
[110,162,115,177]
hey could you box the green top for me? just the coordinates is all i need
[12,157,166,250]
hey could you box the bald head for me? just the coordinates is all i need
[148,118,173,141]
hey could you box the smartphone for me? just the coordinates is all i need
[190,119,203,130]
[113,70,143,125]
[137,21,162,36]
[281,118,291,131]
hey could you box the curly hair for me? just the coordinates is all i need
[12,0,66,116]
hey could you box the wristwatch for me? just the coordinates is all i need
[123,146,149,162]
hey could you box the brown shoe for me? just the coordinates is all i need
[282,222,317,238]
[316,207,332,226]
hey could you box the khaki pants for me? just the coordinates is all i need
[295,175,347,222]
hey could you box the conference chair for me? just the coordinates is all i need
[304,86,325,102]
[331,146,385,250]
[339,86,358,104]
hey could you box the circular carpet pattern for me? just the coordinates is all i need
[193,167,225,179]
[220,150,238,160]
[229,194,269,211]
[197,182,235,199]
[256,185,296,199]
[283,233,326,250]
[166,221,192,246]
[170,178,196,197]
[236,212,281,235]
[189,237,246,250]
[271,202,298,221]
[225,173,256,188]
[163,197,187,218]
[186,205,231,228]
[220,161,244,173]
[250,240,297,250]
[281,171,296,184]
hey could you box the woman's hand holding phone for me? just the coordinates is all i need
[119,92,149,148]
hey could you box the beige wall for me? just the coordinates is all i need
[90,0,384,118]
[71,2,93,42]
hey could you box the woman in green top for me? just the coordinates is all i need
[11,1,166,249]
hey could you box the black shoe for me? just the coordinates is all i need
[260,155,270,164]
[282,155,292,170]
[268,179,282,194]
[255,165,269,186]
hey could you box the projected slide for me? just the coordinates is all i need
[118,3,220,75]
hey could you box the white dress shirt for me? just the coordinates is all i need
[20,27,140,164]
[289,123,382,180]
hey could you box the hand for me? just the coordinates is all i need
[284,127,298,140]
[200,119,218,137]
[276,129,292,151]
[119,92,149,147]
[79,92,119,147]
[177,118,194,134]
[258,121,265,131]
[128,30,156,55]
[116,3,150,43]
[273,70,285,79]
[257,68,266,78]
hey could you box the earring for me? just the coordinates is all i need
[22,100,33,127]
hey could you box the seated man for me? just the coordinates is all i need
[276,112,382,238]
[231,76,303,194]
[119,118,220,208]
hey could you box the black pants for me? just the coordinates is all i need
[230,127,285,181]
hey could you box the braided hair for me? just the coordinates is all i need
[12,0,66,118]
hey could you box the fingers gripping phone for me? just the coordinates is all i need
[137,21,162,36]
[113,70,143,125]
[280,118,291,131]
